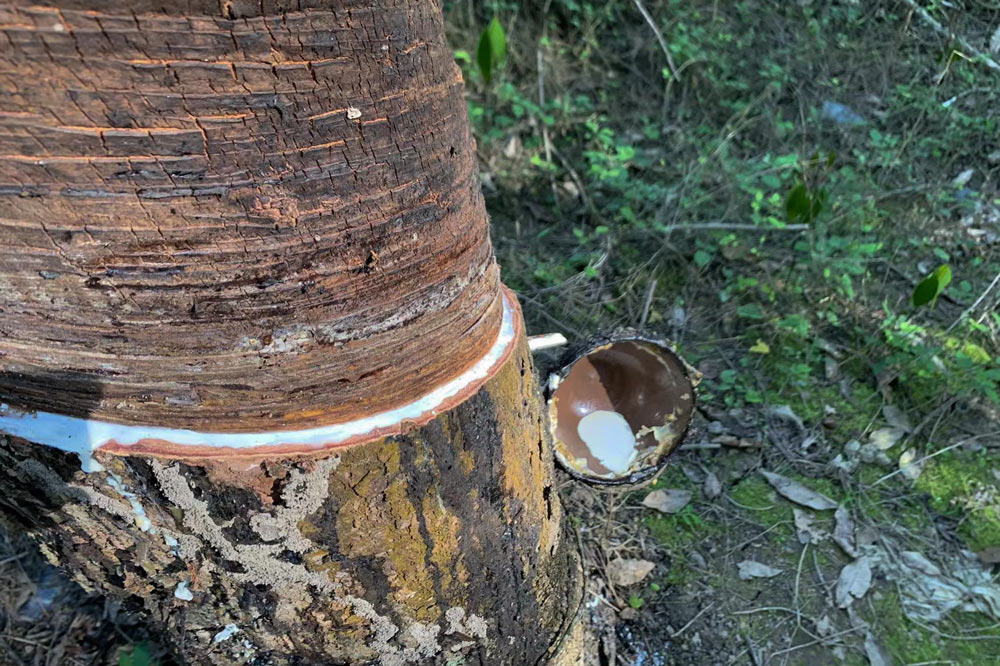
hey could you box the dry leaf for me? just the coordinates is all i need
[869,427,905,450]
[793,508,828,544]
[608,559,655,587]
[836,557,872,608]
[864,632,888,666]
[901,551,941,577]
[737,560,782,580]
[760,470,838,510]
[681,465,701,484]
[882,405,913,433]
[767,404,805,434]
[703,471,722,499]
[899,447,924,481]
[979,548,1000,565]
[953,168,975,187]
[642,489,692,514]
[833,505,858,557]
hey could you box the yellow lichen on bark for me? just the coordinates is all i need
[421,490,466,595]
[329,440,440,622]
[488,336,563,560]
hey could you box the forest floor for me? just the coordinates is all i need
[4,1,1000,665]
[456,1,1000,664]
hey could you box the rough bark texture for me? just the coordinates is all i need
[0,0,500,431]
[0,331,579,665]
[0,3,584,663]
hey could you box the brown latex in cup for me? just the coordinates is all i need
[547,335,698,485]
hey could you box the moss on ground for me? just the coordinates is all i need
[867,590,1000,664]
[640,466,727,586]
[727,475,799,547]
[915,451,1000,552]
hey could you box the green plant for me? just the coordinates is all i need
[476,17,506,84]
[912,264,952,307]
[119,643,156,666]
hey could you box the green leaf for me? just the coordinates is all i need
[736,303,766,319]
[785,183,810,222]
[453,49,471,64]
[785,182,825,223]
[476,18,506,85]
[120,643,153,666]
[912,264,952,307]
[693,249,712,268]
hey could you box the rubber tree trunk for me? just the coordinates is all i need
[0,2,580,664]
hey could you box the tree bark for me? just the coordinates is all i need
[0,300,580,665]
[0,1,582,664]
[0,0,501,431]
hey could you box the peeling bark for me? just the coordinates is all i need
[0,331,579,665]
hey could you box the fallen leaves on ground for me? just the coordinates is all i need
[703,471,722,499]
[882,405,913,433]
[898,447,924,481]
[737,560,782,580]
[642,489,692,514]
[836,556,873,608]
[608,559,655,587]
[760,470,838,510]
[869,427,905,450]
[833,505,858,557]
[793,508,828,544]
[871,546,1000,621]
[979,548,1000,565]
[864,632,889,666]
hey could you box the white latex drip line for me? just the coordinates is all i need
[0,291,516,471]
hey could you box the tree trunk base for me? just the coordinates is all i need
[0,295,582,666]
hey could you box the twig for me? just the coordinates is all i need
[536,44,560,212]
[632,0,679,81]
[767,626,863,658]
[671,601,717,638]
[664,222,810,233]
[901,0,1000,73]
[869,439,968,487]
[947,271,1000,333]
[727,521,793,553]
[678,442,722,450]
[517,293,586,339]
[0,552,26,566]
[793,543,808,630]
[638,278,657,329]
[546,141,597,219]
[732,606,798,616]
[909,617,1000,641]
